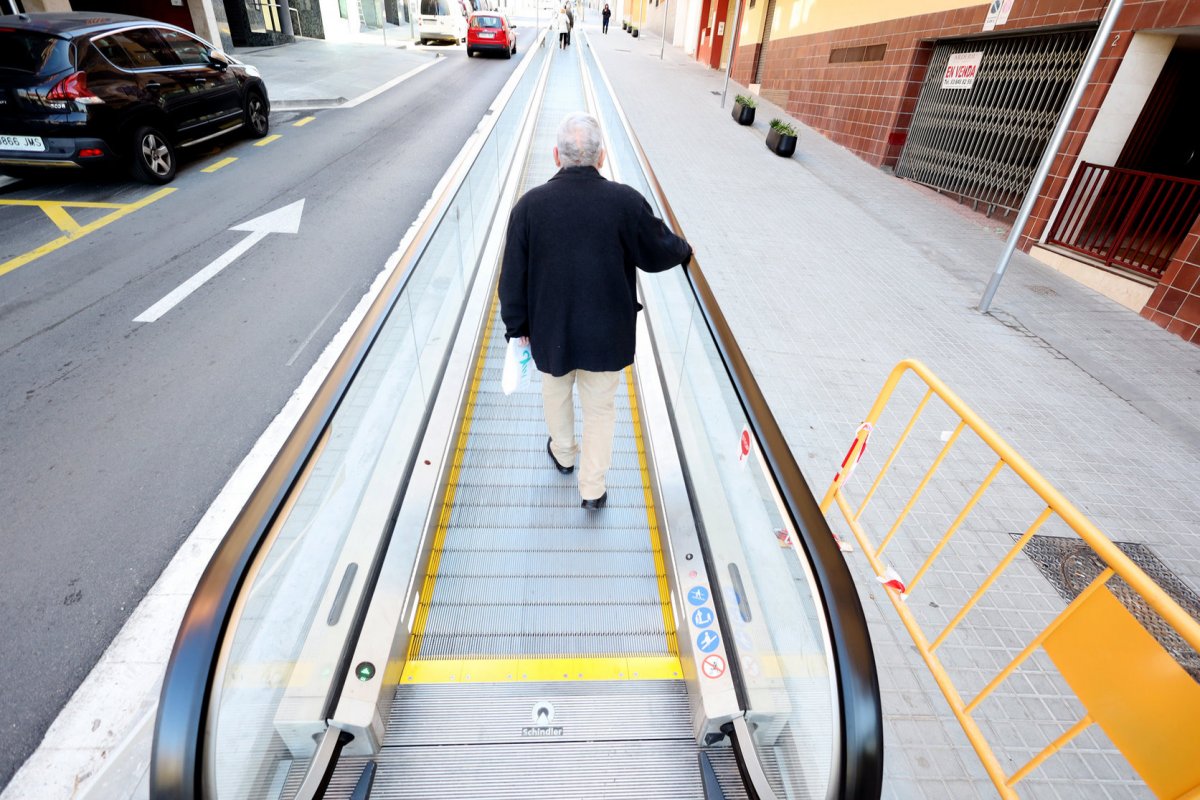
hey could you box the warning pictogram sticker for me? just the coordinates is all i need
[702,654,726,679]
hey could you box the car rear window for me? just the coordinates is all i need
[420,0,448,15]
[472,15,502,27]
[0,31,71,74]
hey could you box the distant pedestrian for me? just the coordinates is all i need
[556,6,569,48]
[601,3,610,33]
[499,113,693,510]
[565,4,574,46]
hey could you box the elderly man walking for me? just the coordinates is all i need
[499,112,692,510]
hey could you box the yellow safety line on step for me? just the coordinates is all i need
[405,297,497,666]
[402,656,682,684]
[624,366,680,659]
[401,306,682,684]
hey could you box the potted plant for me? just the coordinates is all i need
[732,94,756,126]
[766,118,798,157]
[622,20,627,30]
[631,25,639,37]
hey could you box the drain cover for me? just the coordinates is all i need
[1015,534,1200,681]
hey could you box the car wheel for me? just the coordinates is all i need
[504,43,512,59]
[129,125,176,185]
[467,47,474,56]
[244,89,270,138]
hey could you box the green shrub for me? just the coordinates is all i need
[734,94,757,109]
[769,118,797,137]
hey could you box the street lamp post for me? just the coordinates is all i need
[659,0,668,59]
[719,0,744,108]
[978,0,1126,312]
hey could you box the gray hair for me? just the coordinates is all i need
[556,112,603,168]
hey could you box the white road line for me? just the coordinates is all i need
[342,58,442,108]
[287,287,352,366]
[134,199,306,323]
[133,230,268,323]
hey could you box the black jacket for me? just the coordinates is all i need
[499,166,691,377]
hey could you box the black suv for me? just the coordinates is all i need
[0,13,270,183]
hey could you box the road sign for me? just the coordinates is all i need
[697,630,720,653]
[701,654,726,679]
[687,586,709,606]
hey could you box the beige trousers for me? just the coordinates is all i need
[541,369,623,501]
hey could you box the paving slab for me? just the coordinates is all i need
[585,20,1200,800]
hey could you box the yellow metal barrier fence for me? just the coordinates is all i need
[819,359,1200,800]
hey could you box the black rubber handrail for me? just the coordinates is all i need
[581,33,884,799]
[149,36,550,798]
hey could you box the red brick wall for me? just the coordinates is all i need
[1142,219,1200,344]
[726,0,1200,252]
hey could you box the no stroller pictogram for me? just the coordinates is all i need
[702,654,726,679]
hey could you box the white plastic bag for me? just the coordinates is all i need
[502,337,533,395]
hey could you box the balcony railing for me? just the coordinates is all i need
[1046,161,1200,280]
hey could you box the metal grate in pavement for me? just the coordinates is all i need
[1016,533,1200,681]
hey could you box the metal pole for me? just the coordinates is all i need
[978,0,1125,312]
[719,0,744,108]
[659,0,668,59]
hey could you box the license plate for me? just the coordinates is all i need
[0,134,44,152]
[478,31,494,37]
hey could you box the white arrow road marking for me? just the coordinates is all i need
[134,199,305,323]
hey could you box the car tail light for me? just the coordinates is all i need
[79,148,104,158]
[47,72,104,106]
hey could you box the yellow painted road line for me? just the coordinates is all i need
[201,156,238,173]
[0,188,175,279]
[39,204,81,236]
[293,116,316,127]
[0,199,124,209]
[401,656,682,684]
[253,134,282,147]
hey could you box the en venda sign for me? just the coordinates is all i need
[942,52,983,89]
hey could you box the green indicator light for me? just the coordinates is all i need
[356,662,376,682]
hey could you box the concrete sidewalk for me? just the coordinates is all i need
[232,37,439,109]
[586,21,1200,800]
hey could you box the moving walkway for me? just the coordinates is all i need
[151,28,883,800]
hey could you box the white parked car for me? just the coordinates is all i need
[418,0,468,44]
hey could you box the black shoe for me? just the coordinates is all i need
[547,437,573,474]
[581,492,607,510]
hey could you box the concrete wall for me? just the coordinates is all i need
[1144,217,1200,344]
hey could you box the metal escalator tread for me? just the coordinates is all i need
[404,304,679,676]
[313,681,704,799]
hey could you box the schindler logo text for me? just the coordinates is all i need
[521,726,564,737]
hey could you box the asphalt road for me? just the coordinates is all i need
[0,46,521,788]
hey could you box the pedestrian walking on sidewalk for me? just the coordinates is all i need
[499,112,693,510]
[565,4,574,45]
[556,6,570,48]
[601,3,610,32]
